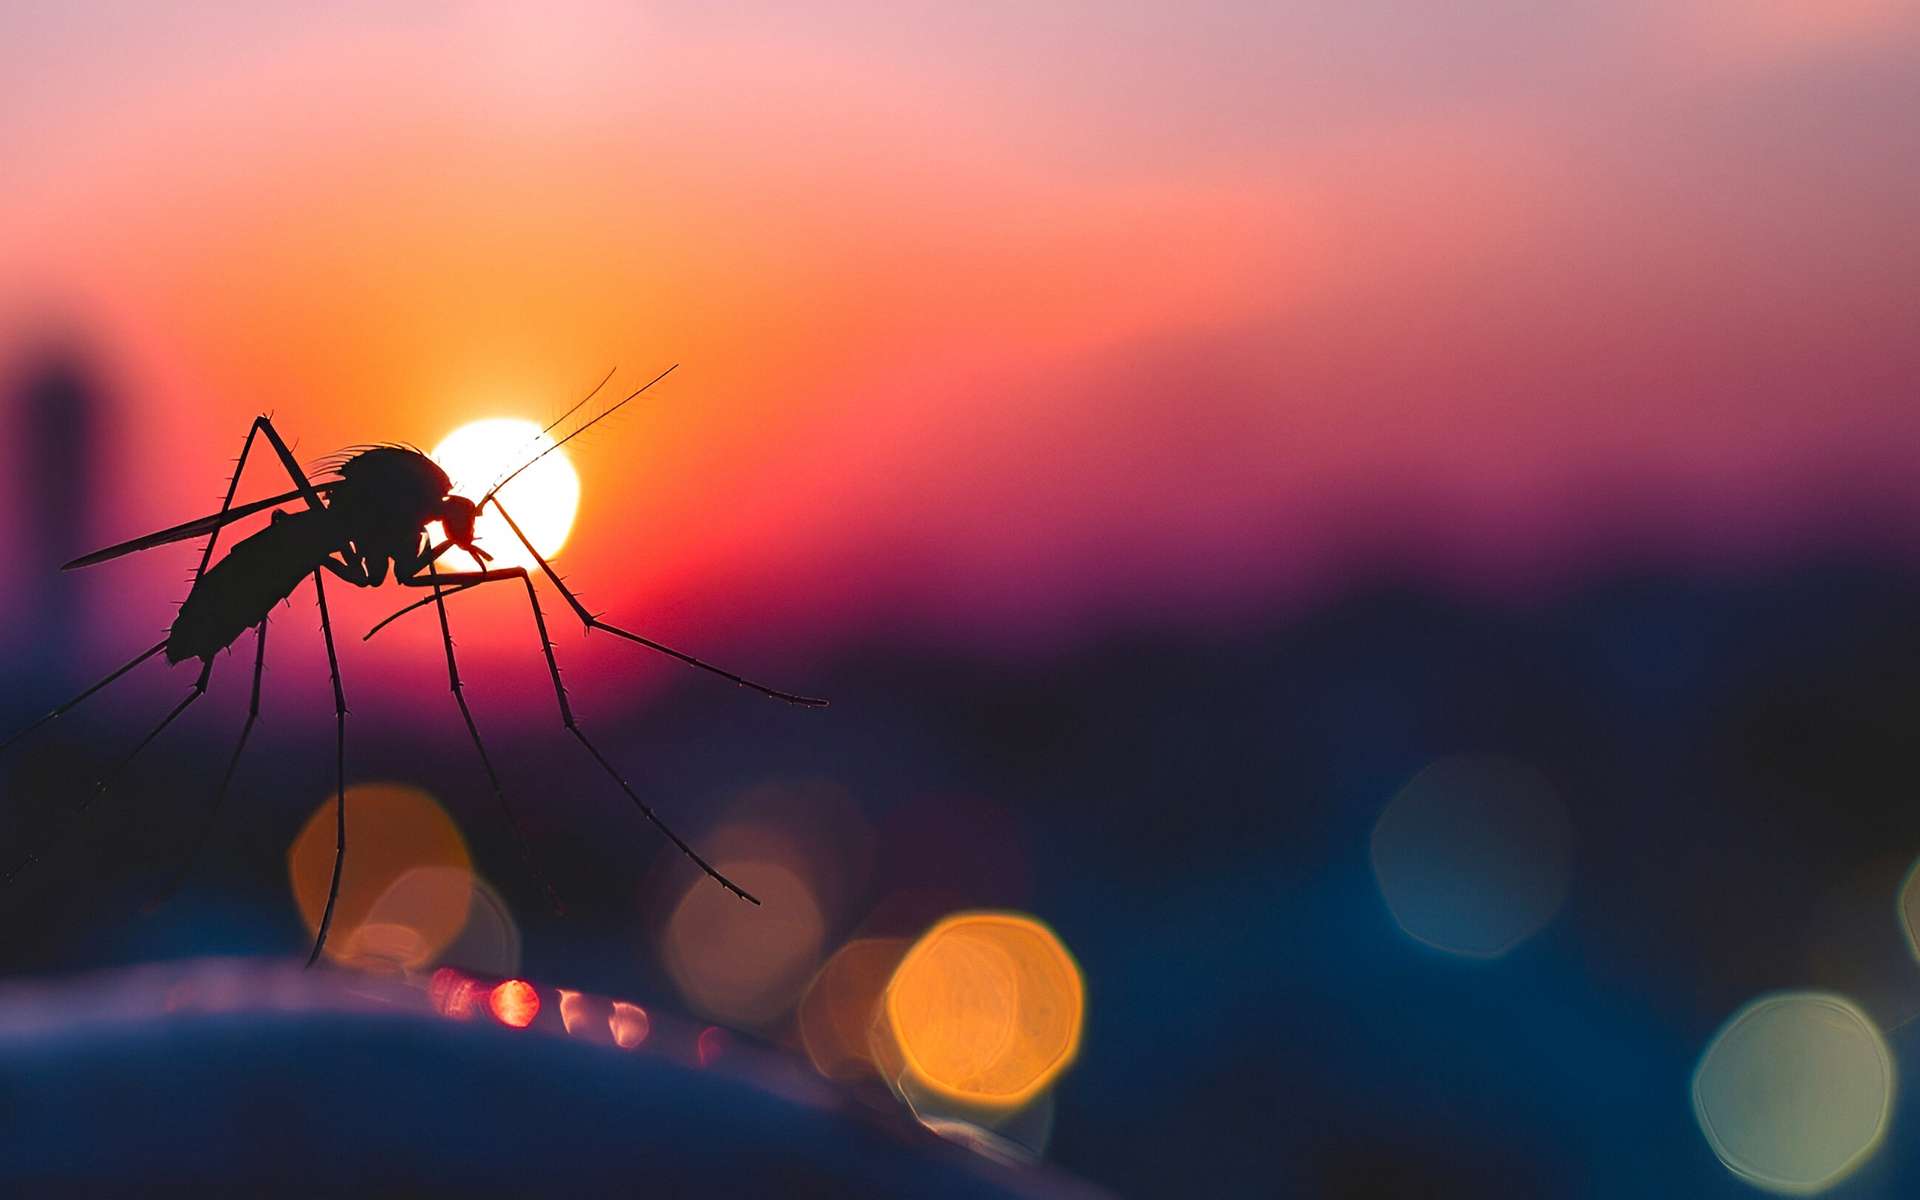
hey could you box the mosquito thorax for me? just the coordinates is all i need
[331,447,453,530]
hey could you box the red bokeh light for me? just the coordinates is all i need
[697,1026,728,1067]
[430,967,479,1020]
[489,979,540,1028]
[609,1001,650,1050]
[557,989,591,1036]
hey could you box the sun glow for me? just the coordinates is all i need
[430,418,581,572]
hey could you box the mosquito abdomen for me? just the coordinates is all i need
[167,509,341,664]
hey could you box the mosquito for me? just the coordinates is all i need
[0,366,826,965]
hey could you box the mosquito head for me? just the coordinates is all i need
[438,495,493,564]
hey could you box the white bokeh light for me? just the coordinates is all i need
[1369,756,1572,958]
[1693,991,1893,1195]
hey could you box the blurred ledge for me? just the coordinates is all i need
[0,957,1106,1199]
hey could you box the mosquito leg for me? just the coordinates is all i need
[307,570,350,967]
[256,419,368,574]
[249,416,331,515]
[493,498,826,706]
[394,566,759,903]
[364,578,485,641]
[74,415,285,897]
[3,415,320,890]
[428,561,566,916]
[196,419,270,580]
[145,617,270,914]
[510,569,758,904]
[4,658,215,887]
[0,411,277,875]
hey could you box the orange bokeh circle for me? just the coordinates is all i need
[286,781,472,969]
[881,912,1084,1107]
[489,979,540,1028]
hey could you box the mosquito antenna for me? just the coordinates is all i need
[467,365,619,499]
[479,364,678,507]
[538,364,619,441]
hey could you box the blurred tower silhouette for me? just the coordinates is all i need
[7,341,106,688]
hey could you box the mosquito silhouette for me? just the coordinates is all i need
[0,366,826,965]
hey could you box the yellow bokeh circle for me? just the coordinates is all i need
[882,912,1084,1107]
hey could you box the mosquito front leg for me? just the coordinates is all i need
[489,499,827,706]
[307,570,350,967]
[395,566,760,904]
[427,559,566,916]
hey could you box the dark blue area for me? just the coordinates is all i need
[7,560,1920,1196]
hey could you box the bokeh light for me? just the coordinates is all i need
[429,417,580,572]
[894,1075,1059,1162]
[697,1026,728,1067]
[609,1001,651,1050]
[352,867,478,973]
[436,877,523,978]
[557,989,591,1037]
[688,782,877,928]
[799,937,910,1081]
[1693,992,1893,1194]
[1894,857,1920,964]
[488,979,539,1029]
[286,782,473,970]
[917,1118,1039,1169]
[1369,756,1572,957]
[429,967,480,1020]
[662,860,826,1028]
[879,912,1084,1108]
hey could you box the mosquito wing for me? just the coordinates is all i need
[62,483,341,570]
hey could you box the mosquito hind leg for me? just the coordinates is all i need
[146,617,271,914]
[0,639,167,756]
[0,414,263,873]
[2,415,322,891]
[6,412,293,759]
[213,415,351,565]
[4,657,215,887]
[428,561,566,916]
[307,570,350,967]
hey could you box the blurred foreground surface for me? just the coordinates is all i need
[0,957,1101,1198]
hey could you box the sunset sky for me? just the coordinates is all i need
[8,13,1920,1194]
[3,2,1916,671]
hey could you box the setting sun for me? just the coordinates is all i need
[430,418,581,572]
